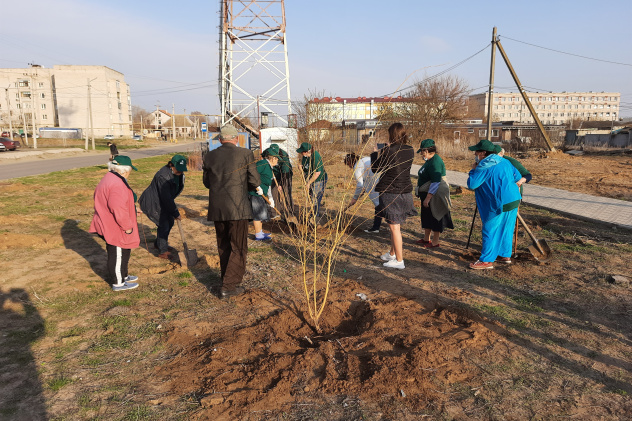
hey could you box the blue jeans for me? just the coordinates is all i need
[310,175,327,217]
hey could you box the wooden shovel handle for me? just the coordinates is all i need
[516,213,545,255]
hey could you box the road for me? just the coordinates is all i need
[0,141,205,181]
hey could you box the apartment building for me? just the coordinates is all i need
[468,92,620,125]
[0,64,132,138]
[306,96,412,124]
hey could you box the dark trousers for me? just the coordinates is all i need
[106,243,131,285]
[279,172,294,213]
[156,213,174,254]
[214,220,249,290]
[370,207,382,230]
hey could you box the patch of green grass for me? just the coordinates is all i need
[177,271,193,279]
[510,295,544,313]
[124,405,154,420]
[552,243,608,253]
[111,298,133,307]
[611,389,628,396]
[62,326,88,338]
[82,355,104,368]
[47,375,72,391]
[178,281,189,287]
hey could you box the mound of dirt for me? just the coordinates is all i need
[157,281,511,419]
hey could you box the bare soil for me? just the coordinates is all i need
[441,150,632,201]
[1,152,631,420]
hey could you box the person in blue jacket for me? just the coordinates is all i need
[467,140,522,269]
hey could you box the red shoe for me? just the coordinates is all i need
[469,260,494,270]
[496,257,512,264]
[415,239,430,245]
[423,243,440,248]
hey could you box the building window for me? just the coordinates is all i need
[15,93,19,99]
[16,103,21,109]
[116,81,120,89]
[40,93,45,99]
[18,80,29,87]
[491,129,499,137]
[42,114,48,119]
[21,92,31,98]
[454,131,460,140]
[41,104,46,109]
[479,129,487,137]
[468,128,474,133]
[38,82,44,88]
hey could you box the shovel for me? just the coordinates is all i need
[176,219,199,268]
[262,192,299,229]
[516,213,551,261]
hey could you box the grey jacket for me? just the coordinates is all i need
[203,143,260,221]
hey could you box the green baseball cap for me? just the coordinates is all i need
[111,155,137,171]
[468,139,496,152]
[171,154,188,172]
[263,147,280,158]
[296,142,312,153]
[493,144,503,154]
[417,138,435,153]
[268,144,280,153]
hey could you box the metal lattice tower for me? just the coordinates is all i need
[219,0,292,130]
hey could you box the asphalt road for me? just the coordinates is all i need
[0,141,205,181]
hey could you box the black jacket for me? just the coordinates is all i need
[203,143,260,221]
[370,144,414,194]
[139,165,184,225]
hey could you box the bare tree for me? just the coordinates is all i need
[132,105,151,134]
[292,89,341,146]
[377,75,469,141]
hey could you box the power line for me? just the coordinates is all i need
[385,44,490,96]
[500,35,632,67]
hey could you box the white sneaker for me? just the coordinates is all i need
[112,281,139,291]
[383,259,405,269]
[380,252,396,261]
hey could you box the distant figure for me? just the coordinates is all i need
[415,138,453,248]
[343,153,382,233]
[370,122,415,270]
[107,142,119,161]
[203,124,261,298]
[467,140,522,270]
[89,156,140,291]
[139,155,188,260]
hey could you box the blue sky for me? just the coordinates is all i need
[2,0,631,117]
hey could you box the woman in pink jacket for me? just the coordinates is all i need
[89,155,141,291]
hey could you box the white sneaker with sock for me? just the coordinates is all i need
[383,259,405,269]
[380,252,396,261]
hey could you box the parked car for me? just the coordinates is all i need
[132,135,142,141]
[0,137,20,151]
[104,134,115,140]
[0,142,5,152]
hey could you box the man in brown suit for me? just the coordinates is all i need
[203,125,261,298]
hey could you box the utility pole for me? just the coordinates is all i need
[5,88,14,140]
[486,27,497,141]
[30,74,38,149]
[183,108,187,140]
[18,93,29,147]
[171,103,176,143]
[140,114,144,139]
[495,37,555,151]
[87,78,95,150]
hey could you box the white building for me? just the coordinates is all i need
[0,64,132,138]
[468,92,621,125]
